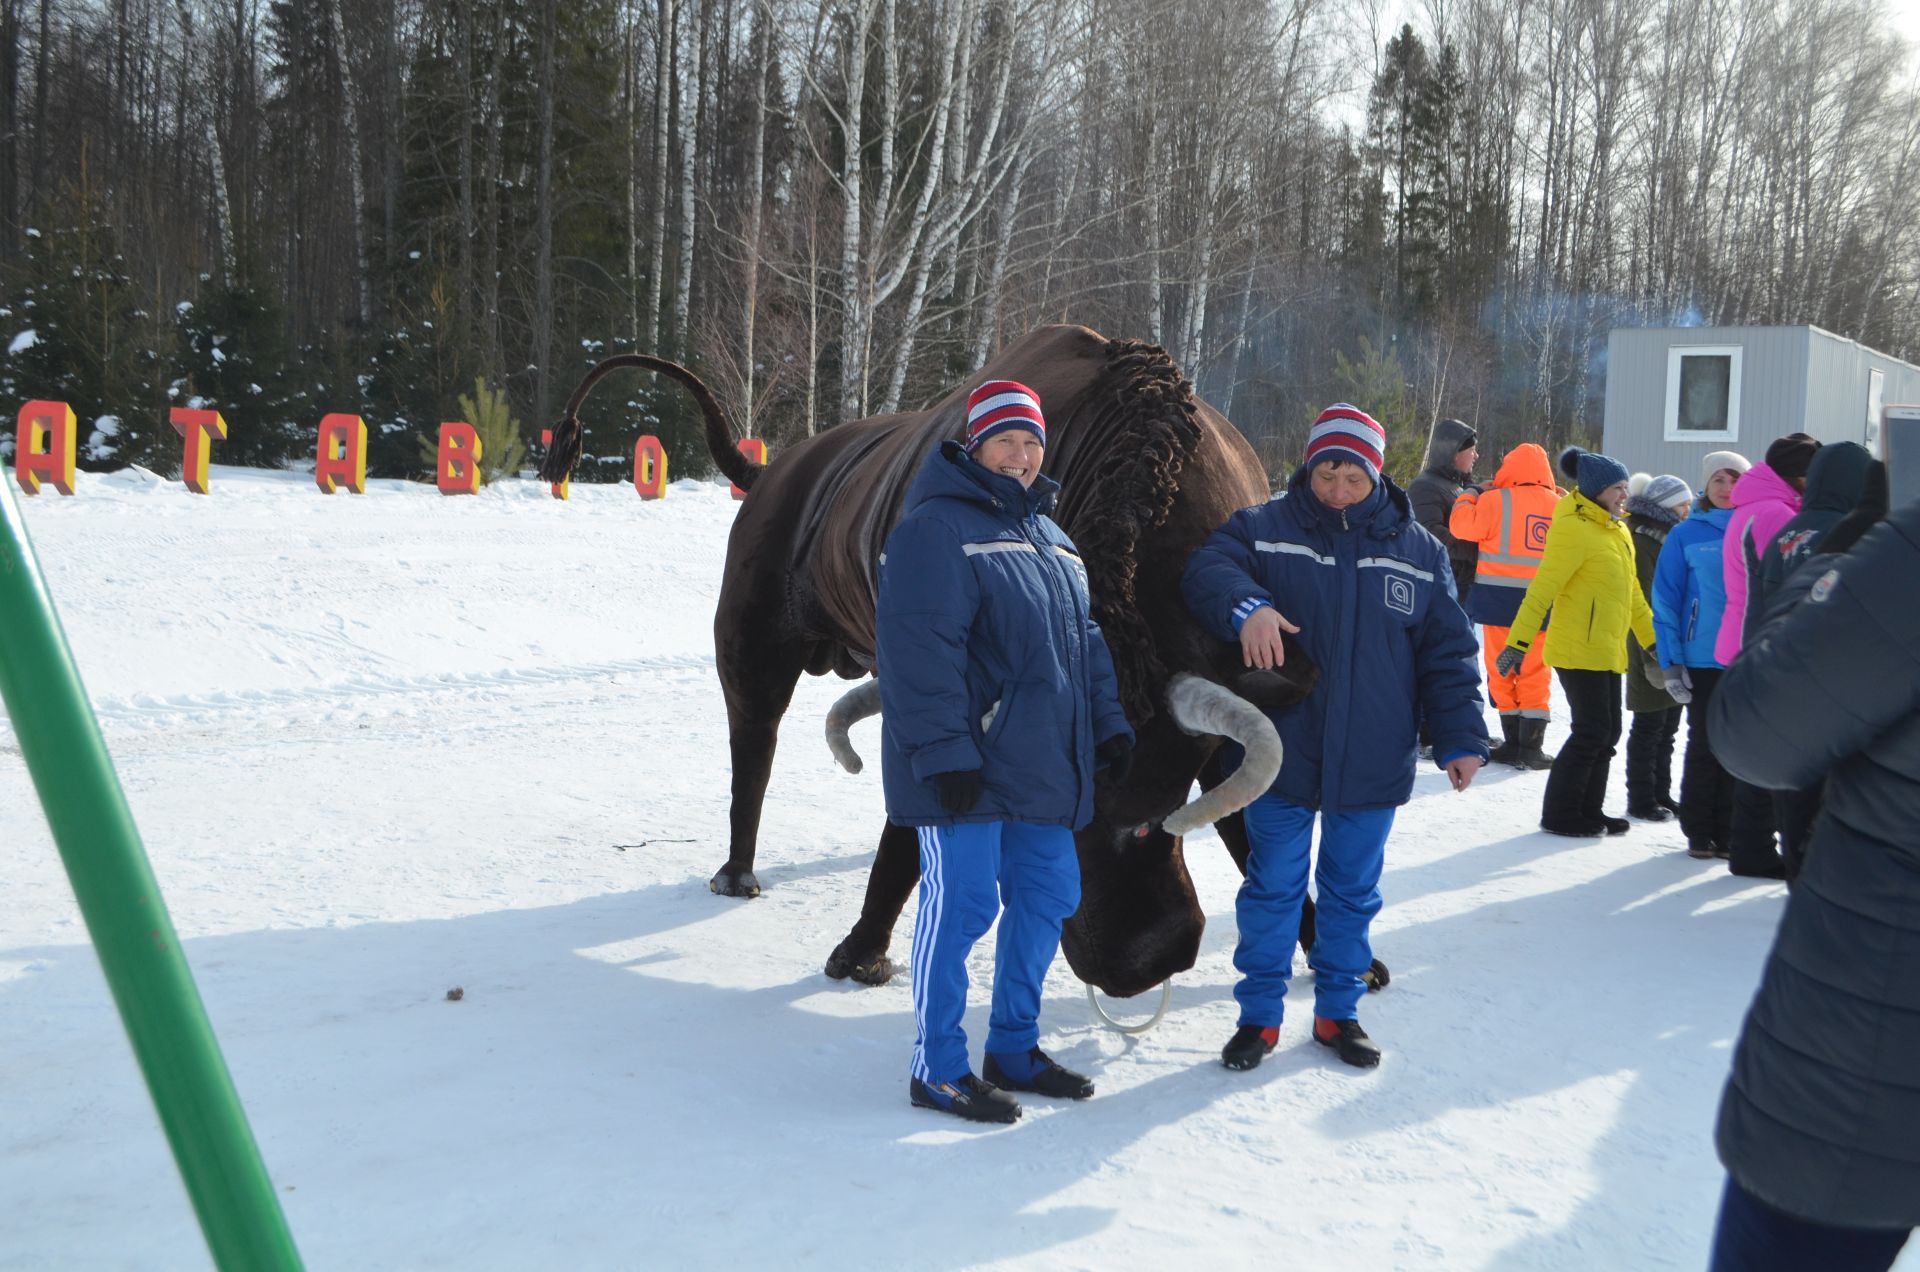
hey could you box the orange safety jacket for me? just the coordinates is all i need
[1448,442,1563,628]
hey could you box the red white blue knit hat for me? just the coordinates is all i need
[1304,403,1387,482]
[965,380,1046,451]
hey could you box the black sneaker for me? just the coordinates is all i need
[1221,1024,1279,1071]
[909,1074,1021,1123]
[983,1048,1095,1100]
[1658,794,1682,816]
[1600,815,1631,836]
[1626,803,1672,822]
[1687,839,1718,859]
[1313,1017,1382,1068]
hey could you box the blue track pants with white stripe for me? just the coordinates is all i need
[1234,796,1395,1026]
[911,821,1079,1086]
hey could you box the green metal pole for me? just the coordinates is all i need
[0,477,304,1271]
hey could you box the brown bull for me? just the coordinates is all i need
[543,324,1362,998]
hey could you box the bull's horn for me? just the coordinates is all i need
[1161,672,1283,836]
[825,679,882,773]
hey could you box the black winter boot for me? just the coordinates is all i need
[1313,1017,1382,1068]
[909,1074,1022,1123]
[1489,716,1522,767]
[1222,1024,1279,1071]
[1518,718,1556,770]
[983,1048,1095,1100]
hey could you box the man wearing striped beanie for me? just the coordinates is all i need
[1182,402,1487,1073]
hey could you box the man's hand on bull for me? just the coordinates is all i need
[931,769,983,814]
[1444,755,1483,792]
[1238,604,1301,670]
[1095,734,1134,783]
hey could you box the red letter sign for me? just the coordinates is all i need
[171,407,228,494]
[14,400,77,496]
[733,437,766,500]
[539,429,569,500]
[436,421,482,495]
[315,413,368,494]
[634,434,667,500]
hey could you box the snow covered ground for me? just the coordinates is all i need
[2,465,1902,1270]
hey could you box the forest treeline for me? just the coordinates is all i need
[0,0,1914,482]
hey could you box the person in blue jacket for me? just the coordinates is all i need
[1650,450,1748,862]
[1181,403,1487,1072]
[876,378,1134,1125]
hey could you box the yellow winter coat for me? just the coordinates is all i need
[1505,491,1656,672]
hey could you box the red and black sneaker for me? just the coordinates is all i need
[1313,1016,1382,1068]
[1221,1024,1280,1071]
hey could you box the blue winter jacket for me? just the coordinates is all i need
[1181,467,1488,814]
[1650,503,1734,669]
[876,441,1133,830]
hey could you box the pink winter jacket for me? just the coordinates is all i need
[1715,462,1802,664]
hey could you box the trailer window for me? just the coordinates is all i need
[1664,345,1742,441]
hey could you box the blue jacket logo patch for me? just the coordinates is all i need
[1809,568,1840,604]
[1524,513,1551,552]
[1385,575,1415,614]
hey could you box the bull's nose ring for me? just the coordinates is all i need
[1085,978,1173,1035]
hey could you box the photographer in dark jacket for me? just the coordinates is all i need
[1407,417,1480,601]
[1704,491,1920,1271]
[1739,442,1880,880]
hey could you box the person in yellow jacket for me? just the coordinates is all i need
[1495,447,1659,837]
[1450,443,1564,770]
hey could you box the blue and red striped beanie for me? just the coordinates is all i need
[965,380,1045,451]
[1304,403,1387,483]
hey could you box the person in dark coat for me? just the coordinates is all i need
[1650,450,1748,861]
[1183,403,1487,1073]
[877,379,1134,1124]
[1621,473,1692,821]
[1704,492,1920,1272]
[1740,442,1880,881]
[1407,416,1481,602]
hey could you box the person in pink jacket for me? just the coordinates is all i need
[1715,433,1819,666]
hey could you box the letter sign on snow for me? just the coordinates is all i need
[171,407,228,494]
[540,429,569,500]
[634,434,667,500]
[315,413,368,494]
[14,399,77,496]
[436,421,482,495]
[733,438,766,500]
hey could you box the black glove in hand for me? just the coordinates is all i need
[1494,646,1525,678]
[1095,735,1134,783]
[932,770,983,815]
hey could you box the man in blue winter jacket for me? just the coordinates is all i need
[1181,403,1487,1070]
[877,379,1134,1125]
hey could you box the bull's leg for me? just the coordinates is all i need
[824,821,919,985]
[710,642,808,898]
[1198,749,1387,991]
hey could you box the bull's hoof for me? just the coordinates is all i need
[708,865,761,898]
[824,940,896,986]
[1363,959,1391,991]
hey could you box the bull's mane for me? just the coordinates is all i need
[1051,340,1203,727]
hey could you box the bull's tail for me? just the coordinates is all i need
[536,352,761,492]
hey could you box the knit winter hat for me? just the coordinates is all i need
[1641,473,1693,510]
[1305,403,1387,483]
[1764,432,1821,484]
[965,380,1045,451]
[1700,449,1751,488]
[1559,446,1630,500]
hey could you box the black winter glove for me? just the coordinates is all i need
[1095,735,1134,783]
[1494,646,1525,678]
[931,770,983,815]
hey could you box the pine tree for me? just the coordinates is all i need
[1331,336,1421,484]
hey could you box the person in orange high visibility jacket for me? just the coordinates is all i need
[1449,443,1563,769]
